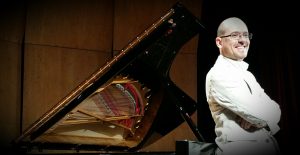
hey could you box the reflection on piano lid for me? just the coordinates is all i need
[14,2,207,153]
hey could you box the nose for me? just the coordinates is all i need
[237,37,249,45]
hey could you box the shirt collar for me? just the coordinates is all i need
[218,55,249,71]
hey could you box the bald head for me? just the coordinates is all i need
[215,17,251,61]
[217,17,249,37]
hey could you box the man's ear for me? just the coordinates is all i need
[216,37,222,48]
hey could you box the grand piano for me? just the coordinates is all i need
[14,2,215,154]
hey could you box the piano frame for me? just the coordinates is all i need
[14,2,207,154]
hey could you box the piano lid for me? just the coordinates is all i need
[14,2,206,153]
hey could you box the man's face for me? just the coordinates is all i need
[216,22,251,61]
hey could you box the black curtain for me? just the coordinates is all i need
[197,1,300,154]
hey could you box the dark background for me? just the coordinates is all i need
[197,0,300,154]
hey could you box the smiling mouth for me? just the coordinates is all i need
[236,45,246,49]
[237,47,244,49]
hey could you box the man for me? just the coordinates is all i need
[205,17,281,155]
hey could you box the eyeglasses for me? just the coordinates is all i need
[220,32,253,40]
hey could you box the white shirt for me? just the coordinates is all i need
[205,55,281,153]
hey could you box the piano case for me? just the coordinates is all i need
[14,2,207,154]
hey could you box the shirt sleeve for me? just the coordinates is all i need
[209,71,281,134]
[247,72,281,134]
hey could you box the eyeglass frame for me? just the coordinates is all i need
[219,32,253,40]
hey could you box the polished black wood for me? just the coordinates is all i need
[14,2,207,153]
